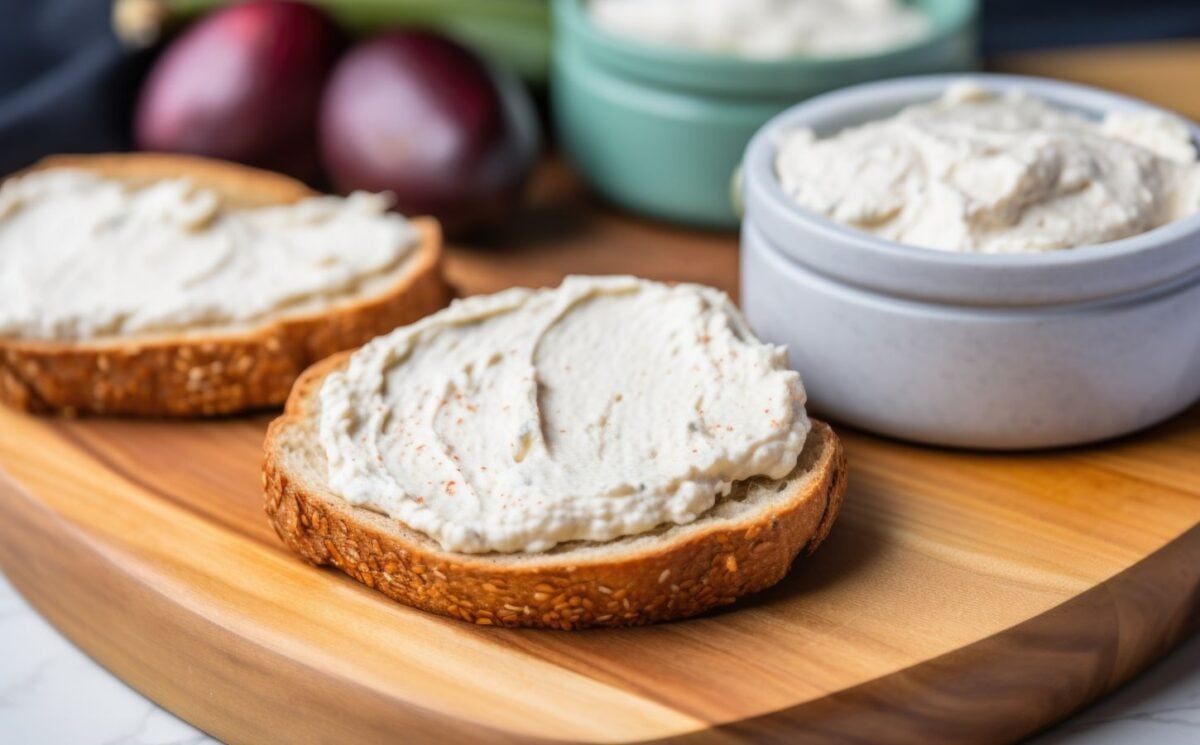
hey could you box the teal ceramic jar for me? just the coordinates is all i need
[551,0,979,228]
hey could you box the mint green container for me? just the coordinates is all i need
[551,0,978,228]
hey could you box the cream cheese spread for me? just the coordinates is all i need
[588,0,931,59]
[0,168,418,340]
[318,275,810,554]
[775,82,1200,253]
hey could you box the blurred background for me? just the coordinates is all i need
[5,0,1200,176]
[2,0,1200,241]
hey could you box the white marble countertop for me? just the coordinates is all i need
[1,570,1197,744]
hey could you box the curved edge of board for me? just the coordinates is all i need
[677,522,1200,745]
[1,462,1199,745]
[0,470,537,745]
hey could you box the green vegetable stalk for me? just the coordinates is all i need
[113,0,552,83]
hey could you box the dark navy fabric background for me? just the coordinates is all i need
[0,0,149,174]
[1,0,1198,174]
[982,0,1200,52]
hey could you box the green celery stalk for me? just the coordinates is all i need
[113,0,552,83]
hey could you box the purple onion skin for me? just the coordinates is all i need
[319,31,541,236]
[134,1,340,184]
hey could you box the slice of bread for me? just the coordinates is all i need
[0,153,451,416]
[264,352,848,629]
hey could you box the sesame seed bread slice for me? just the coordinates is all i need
[0,153,451,416]
[263,352,848,629]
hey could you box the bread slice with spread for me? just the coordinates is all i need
[264,276,846,628]
[0,153,450,416]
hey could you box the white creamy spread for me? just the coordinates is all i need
[0,169,418,340]
[775,82,1200,253]
[318,276,810,554]
[589,0,931,59]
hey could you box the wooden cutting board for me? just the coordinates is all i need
[2,44,1200,745]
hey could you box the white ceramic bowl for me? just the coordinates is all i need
[740,73,1200,449]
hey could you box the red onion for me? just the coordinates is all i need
[134,0,340,183]
[319,31,540,235]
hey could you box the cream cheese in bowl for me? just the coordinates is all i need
[553,0,977,228]
[588,0,932,58]
[319,276,810,554]
[775,81,1200,253]
[740,74,1200,449]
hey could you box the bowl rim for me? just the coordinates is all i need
[745,72,1200,269]
[744,215,1200,316]
[553,0,979,92]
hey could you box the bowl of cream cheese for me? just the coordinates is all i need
[740,73,1200,448]
[551,0,978,229]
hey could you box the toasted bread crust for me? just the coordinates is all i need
[263,355,847,629]
[0,154,452,416]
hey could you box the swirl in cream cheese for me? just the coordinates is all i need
[775,82,1200,253]
[589,0,931,59]
[0,168,418,340]
[318,276,810,554]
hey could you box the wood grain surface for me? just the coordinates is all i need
[1,43,1200,745]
